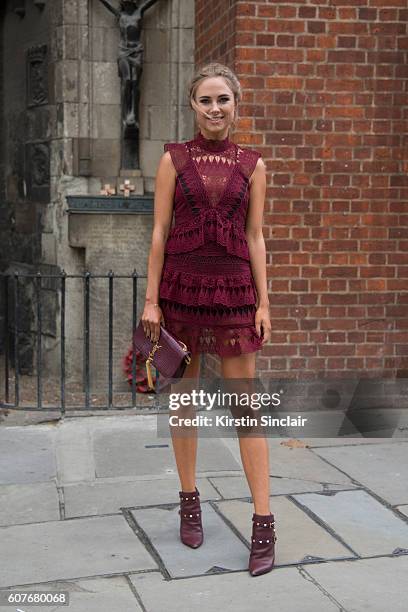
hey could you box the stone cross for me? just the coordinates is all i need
[100,183,116,196]
[119,179,135,197]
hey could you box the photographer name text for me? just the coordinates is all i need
[169,414,307,427]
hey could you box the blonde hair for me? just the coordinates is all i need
[188,63,241,124]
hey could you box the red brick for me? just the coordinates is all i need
[299,6,317,19]
[236,17,266,32]
[236,4,256,16]
[266,20,305,34]
[257,5,276,19]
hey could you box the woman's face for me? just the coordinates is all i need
[192,77,236,139]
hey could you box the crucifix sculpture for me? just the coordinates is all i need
[97,0,162,169]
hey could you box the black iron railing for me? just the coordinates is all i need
[0,271,162,414]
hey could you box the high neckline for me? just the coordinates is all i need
[194,130,232,152]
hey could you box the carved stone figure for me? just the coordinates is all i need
[27,44,48,107]
[97,0,161,168]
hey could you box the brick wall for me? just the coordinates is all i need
[195,0,236,65]
[195,0,408,378]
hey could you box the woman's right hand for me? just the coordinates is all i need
[141,302,165,343]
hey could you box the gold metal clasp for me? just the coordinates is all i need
[145,341,162,390]
[178,341,191,364]
[148,341,162,361]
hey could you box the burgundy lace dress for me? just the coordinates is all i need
[158,130,264,357]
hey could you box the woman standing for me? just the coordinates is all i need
[141,63,275,576]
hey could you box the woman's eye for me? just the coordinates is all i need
[200,98,230,103]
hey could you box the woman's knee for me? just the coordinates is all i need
[169,353,201,421]
[182,352,201,380]
[221,352,256,379]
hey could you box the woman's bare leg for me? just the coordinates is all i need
[221,352,271,515]
[169,352,201,492]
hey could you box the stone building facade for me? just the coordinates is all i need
[0,0,195,388]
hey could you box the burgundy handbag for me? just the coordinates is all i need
[132,319,192,391]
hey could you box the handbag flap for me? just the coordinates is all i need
[133,321,190,378]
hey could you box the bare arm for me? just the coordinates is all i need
[97,0,120,18]
[140,0,161,16]
[245,157,271,344]
[142,151,176,341]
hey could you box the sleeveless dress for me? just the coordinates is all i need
[158,130,264,357]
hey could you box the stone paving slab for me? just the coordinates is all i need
[305,555,408,612]
[215,498,353,565]
[300,437,407,447]
[129,567,341,612]
[1,416,406,610]
[294,409,408,439]
[0,576,144,611]
[55,420,95,484]
[292,489,408,557]
[0,482,60,526]
[131,502,249,578]
[94,428,241,478]
[0,515,157,588]
[0,427,56,485]
[266,443,353,485]
[209,474,357,499]
[312,442,408,505]
[396,505,408,518]
[64,477,220,518]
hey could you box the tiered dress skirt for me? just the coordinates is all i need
[159,242,263,357]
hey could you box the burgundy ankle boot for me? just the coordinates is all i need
[178,487,203,548]
[248,512,277,576]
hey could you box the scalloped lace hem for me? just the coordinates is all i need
[162,320,263,357]
[159,268,257,307]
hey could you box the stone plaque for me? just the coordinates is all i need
[25,141,50,202]
[27,44,48,108]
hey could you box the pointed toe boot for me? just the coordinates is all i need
[248,512,277,576]
[178,486,203,549]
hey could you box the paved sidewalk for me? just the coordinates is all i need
[0,412,408,611]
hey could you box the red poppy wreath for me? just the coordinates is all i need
[122,343,157,394]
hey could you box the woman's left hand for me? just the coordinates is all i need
[255,305,271,345]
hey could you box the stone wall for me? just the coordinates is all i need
[62,0,195,387]
[0,0,56,373]
[0,0,196,388]
[0,3,5,354]
[90,0,195,190]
